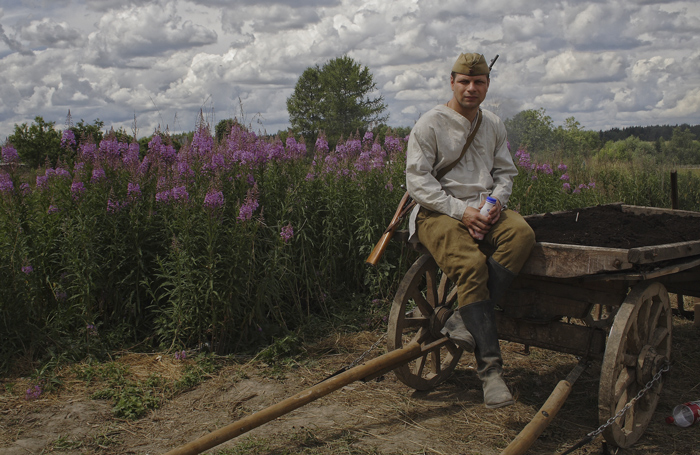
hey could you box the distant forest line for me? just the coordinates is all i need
[598,124,700,143]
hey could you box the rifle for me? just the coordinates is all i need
[365,191,415,266]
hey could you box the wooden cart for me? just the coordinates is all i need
[389,204,700,449]
[166,204,700,455]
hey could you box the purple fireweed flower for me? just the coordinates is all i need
[79,143,97,163]
[203,189,224,209]
[305,172,315,181]
[138,156,150,175]
[48,205,59,214]
[107,198,121,213]
[588,181,596,189]
[284,136,306,161]
[123,143,140,165]
[1,144,19,163]
[579,183,588,190]
[537,163,553,175]
[36,175,47,189]
[74,162,85,173]
[155,190,170,204]
[71,181,86,200]
[211,153,225,169]
[560,173,570,181]
[385,182,394,192]
[127,183,141,199]
[178,161,194,178]
[91,168,105,183]
[61,129,76,149]
[20,182,30,195]
[25,385,42,400]
[384,135,402,155]
[86,323,98,336]
[515,149,531,168]
[363,131,373,144]
[315,135,329,154]
[558,163,568,172]
[247,174,255,186]
[0,173,13,192]
[237,185,259,222]
[55,167,71,179]
[531,174,538,180]
[191,126,214,156]
[280,223,294,243]
[171,186,189,202]
[573,187,581,194]
[22,265,33,274]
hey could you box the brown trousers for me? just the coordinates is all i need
[416,208,535,307]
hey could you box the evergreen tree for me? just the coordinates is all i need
[287,55,388,148]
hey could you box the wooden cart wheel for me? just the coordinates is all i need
[387,254,463,390]
[598,281,672,448]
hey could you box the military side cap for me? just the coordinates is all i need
[452,53,490,76]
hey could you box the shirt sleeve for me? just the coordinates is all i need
[405,120,469,220]
[489,118,517,208]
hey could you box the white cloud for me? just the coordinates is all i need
[20,18,81,48]
[85,1,217,67]
[1,0,699,140]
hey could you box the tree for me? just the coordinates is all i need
[8,117,62,168]
[504,108,554,154]
[287,55,388,149]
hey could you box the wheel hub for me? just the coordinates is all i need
[429,305,453,338]
[636,345,666,386]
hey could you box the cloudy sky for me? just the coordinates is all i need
[1,0,699,141]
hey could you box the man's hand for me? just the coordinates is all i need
[461,199,502,239]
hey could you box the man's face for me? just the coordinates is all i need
[450,73,489,112]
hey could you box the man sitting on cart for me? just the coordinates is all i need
[405,52,535,408]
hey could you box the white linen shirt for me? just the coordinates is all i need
[405,105,517,241]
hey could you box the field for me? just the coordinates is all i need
[2,125,700,454]
[1,310,698,454]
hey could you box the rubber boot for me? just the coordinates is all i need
[459,300,514,409]
[486,256,516,307]
[439,309,475,352]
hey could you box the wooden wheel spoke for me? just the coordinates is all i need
[401,316,428,332]
[614,367,635,402]
[445,287,458,307]
[647,299,664,338]
[437,273,450,306]
[413,354,427,376]
[424,266,439,307]
[649,327,669,351]
[410,290,435,317]
[431,350,441,373]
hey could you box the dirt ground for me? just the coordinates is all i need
[2,306,699,455]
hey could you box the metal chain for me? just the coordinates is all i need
[560,361,670,455]
[315,332,387,385]
[590,362,670,439]
[346,332,387,370]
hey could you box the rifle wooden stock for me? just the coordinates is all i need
[366,191,415,266]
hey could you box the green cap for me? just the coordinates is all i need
[452,53,490,76]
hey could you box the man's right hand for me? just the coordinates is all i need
[461,206,492,239]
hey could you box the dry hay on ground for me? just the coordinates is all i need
[1,302,699,455]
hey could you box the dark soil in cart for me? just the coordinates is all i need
[526,204,700,248]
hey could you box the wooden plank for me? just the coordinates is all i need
[520,242,632,278]
[621,204,700,218]
[502,278,628,320]
[628,240,700,264]
[496,314,607,358]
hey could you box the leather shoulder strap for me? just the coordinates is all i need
[435,109,482,182]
